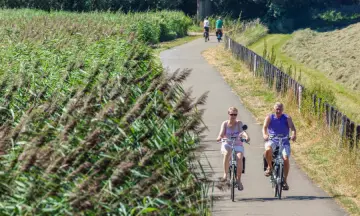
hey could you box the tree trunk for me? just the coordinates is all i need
[197,0,212,20]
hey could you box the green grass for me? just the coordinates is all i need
[249,34,360,123]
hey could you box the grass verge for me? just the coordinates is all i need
[153,35,202,54]
[202,45,360,216]
[249,34,360,123]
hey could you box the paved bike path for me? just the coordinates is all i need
[160,36,348,216]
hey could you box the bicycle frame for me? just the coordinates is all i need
[221,136,247,202]
[221,136,237,202]
[269,134,290,199]
[219,124,248,202]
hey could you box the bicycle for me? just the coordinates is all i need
[204,29,209,42]
[220,124,248,202]
[263,134,290,200]
[216,29,223,42]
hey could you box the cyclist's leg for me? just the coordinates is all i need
[282,145,291,189]
[221,144,231,180]
[264,141,275,175]
[235,147,244,180]
[235,147,244,190]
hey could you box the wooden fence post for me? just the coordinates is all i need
[337,112,342,127]
[333,110,338,127]
[312,94,317,115]
[298,85,303,112]
[329,106,334,128]
[325,103,329,127]
[317,97,322,117]
[340,115,347,147]
[349,121,355,150]
[356,125,360,149]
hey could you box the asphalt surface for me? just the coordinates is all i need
[160,36,348,216]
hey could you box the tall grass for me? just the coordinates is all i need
[0,9,192,45]
[0,9,210,215]
[229,19,269,47]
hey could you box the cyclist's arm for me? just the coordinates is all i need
[242,131,250,142]
[217,121,226,141]
[262,115,271,140]
[238,121,250,142]
[287,116,297,141]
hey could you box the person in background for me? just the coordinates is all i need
[203,16,210,40]
[215,16,224,39]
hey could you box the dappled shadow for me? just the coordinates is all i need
[270,17,360,34]
[303,17,360,33]
[235,195,335,202]
[268,5,360,34]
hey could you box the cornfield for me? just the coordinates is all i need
[0,9,210,215]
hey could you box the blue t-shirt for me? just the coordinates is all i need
[268,114,290,140]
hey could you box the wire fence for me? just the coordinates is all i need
[224,35,360,150]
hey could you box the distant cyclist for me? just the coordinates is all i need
[215,16,224,39]
[262,102,296,190]
[203,16,210,40]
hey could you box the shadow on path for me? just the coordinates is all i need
[212,195,337,202]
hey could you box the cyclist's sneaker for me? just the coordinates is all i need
[264,167,272,177]
[282,182,289,190]
[219,177,227,182]
[237,181,243,191]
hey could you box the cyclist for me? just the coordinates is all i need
[215,16,224,39]
[262,102,296,190]
[203,16,210,40]
[216,107,250,190]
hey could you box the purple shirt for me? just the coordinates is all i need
[268,114,290,143]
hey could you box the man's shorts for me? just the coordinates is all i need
[221,143,244,155]
[265,140,291,158]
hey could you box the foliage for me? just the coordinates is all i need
[0,9,209,215]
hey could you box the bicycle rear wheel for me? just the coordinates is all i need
[231,165,236,202]
[277,164,284,199]
[273,166,278,197]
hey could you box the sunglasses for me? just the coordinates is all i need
[229,113,237,116]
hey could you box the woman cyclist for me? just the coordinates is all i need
[216,107,250,190]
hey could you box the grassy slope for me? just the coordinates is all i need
[202,45,360,216]
[283,24,360,91]
[249,34,360,123]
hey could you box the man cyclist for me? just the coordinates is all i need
[262,102,296,190]
[215,16,224,39]
[203,16,210,40]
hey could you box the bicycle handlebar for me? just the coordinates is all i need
[269,135,291,141]
[219,137,249,144]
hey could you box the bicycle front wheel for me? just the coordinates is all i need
[231,165,236,202]
[277,164,284,199]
